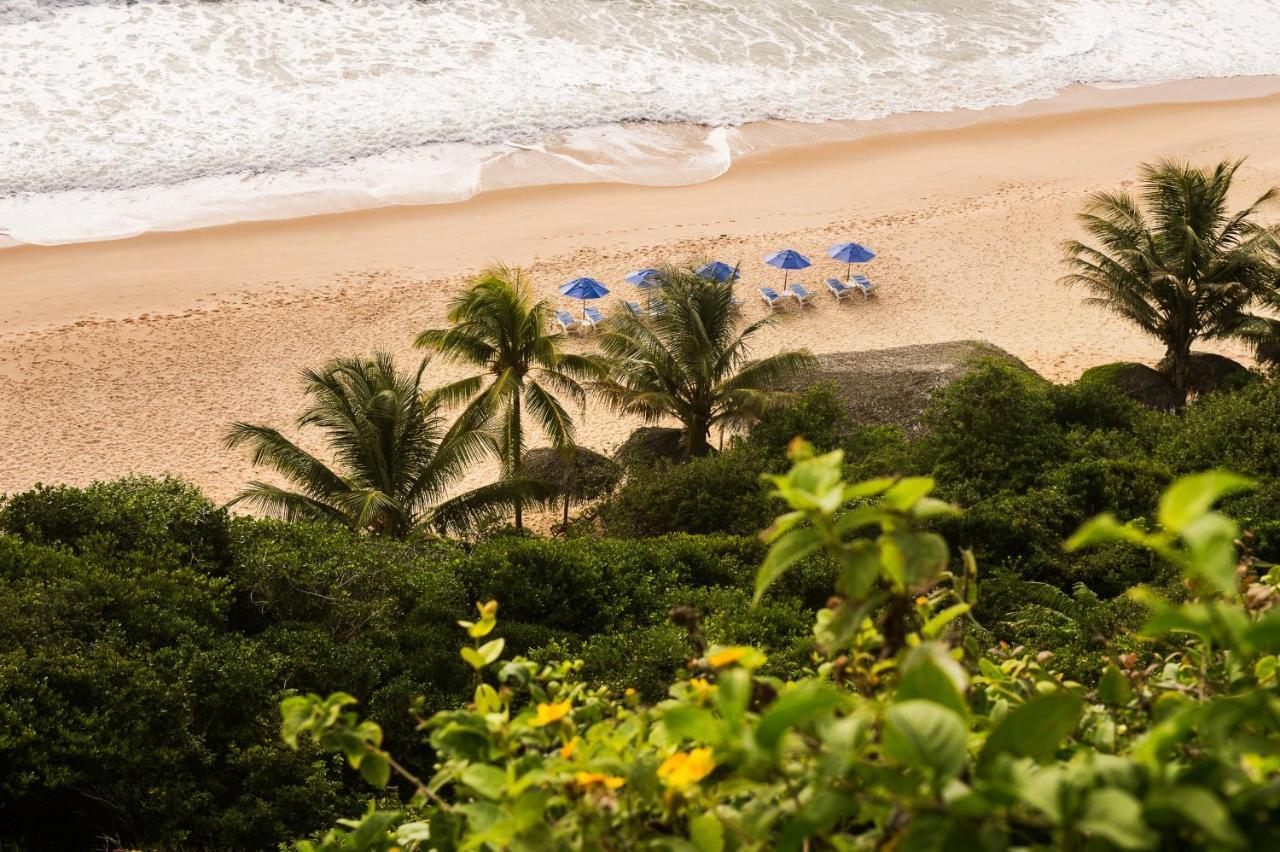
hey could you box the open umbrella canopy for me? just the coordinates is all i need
[559,277,611,300]
[625,268,662,289]
[765,249,812,270]
[696,261,740,283]
[828,242,876,282]
[765,249,810,288]
[828,242,876,264]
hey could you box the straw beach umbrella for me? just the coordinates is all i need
[828,242,876,282]
[764,249,811,289]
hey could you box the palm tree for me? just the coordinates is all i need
[225,353,525,537]
[1061,159,1280,407]
[594,268,816,458]
[414,265,600,530]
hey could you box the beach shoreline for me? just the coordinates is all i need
[2,83,1279,501]
[5,75,1280,254]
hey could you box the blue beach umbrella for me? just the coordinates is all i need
[764,249,811,289]
[559,277,611,319]
[625,268,663,310]
[696,261,740,284]
[828,242,876,282]
[625,268,661,287]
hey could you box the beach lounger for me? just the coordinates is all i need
[851,275,877,297]
[555,310,583,334]
[759,287,785,309]
[624,301,645,317]
[826,278,856,301]
[648,299,667,317]
[786,284,816,307]
[583,306,604,331]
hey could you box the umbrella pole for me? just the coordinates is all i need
[847,260,852,283]
[784,269,789,290]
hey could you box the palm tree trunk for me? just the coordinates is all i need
[685,417,713,458]
[511,392,523,531]
[1166,343,1192,410]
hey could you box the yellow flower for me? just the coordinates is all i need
[657,747,715,790]
[574,771,626,790]
[689,678,716,700]
[477,600,498,618]
[559,737,579,759]
[914,595,928,606]
[706,648,745,668]
[624,688,637,697]
[531,700,572,727]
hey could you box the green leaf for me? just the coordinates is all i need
[690,812,725,852]
[1157,471,1254,534]
[461,647,488,670]
[659,705,720,744]
[922,603,971,640]
[881,532,949,590]
[1078,788,1155,850]
[981,691,1082,764]
[755,527,823,603]
[477,637,506,665]
[358,751,391,787]
[755,681,846,751]
[1066,514,1150,551]
[460,763,507,800]
[882,700,967,781]
[1098,665,1134,706]
[1145,785,1246,848]
[882,477,935,512]
[1179,512,1240,596]
[896,643,969,717]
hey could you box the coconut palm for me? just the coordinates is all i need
[1061,159,1280,407]
[414,265,601,530]
[594,269,816,458]
[225,353,527,537]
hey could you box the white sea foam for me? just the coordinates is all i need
[3,0,1280,244]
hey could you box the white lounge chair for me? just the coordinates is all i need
[759,287,785,309]
[851,275,877,297]
[583,306,604,331]
[786,284,816,307]
[555,310,583,334]
[624,301,645,318]
[826,278,856,301]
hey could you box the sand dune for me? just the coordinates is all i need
[1,90,1275,504]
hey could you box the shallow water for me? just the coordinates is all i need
[4,0,1280,244]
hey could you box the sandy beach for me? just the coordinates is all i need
[2,88,1278,504]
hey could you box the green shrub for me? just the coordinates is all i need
[1050,377,1143,431]
[453,535,757,634]
[0,475,230,565]
[599,446,777,536]
[744,382,850,455]
[1155,378,1280,478]
[0,535,350,849]
[920,359,1066,501]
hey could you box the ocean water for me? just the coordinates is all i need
[3,0,1279,245]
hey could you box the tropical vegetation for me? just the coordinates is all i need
[414,265,601,530]
[3,158,1280,850]
[594,269,817,458]
[1061,158,1280,406]
[224,354,517,537]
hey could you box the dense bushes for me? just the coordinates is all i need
[285,456,1280,850]
[0,480,813,849]
[3,369,1279,848]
